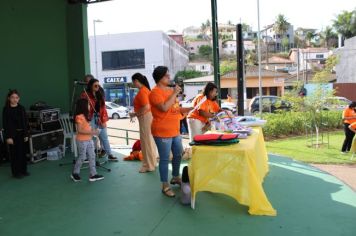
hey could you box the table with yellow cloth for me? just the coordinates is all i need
[188,127,277,216]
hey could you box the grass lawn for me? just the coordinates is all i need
[266,130,356,164]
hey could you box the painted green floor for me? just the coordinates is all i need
[0,153,355,236]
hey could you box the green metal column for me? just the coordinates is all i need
[211,0,221,104]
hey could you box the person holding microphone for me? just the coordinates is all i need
[149,66,192,197]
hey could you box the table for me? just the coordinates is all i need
[188,127,277,216]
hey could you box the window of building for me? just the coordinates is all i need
[316,54,324,59]
[102,49,145,70]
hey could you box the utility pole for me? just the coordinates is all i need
[211,0,221,105]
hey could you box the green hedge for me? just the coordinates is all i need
[261,111,343,139]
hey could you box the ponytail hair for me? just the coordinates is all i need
[132,73,151,90]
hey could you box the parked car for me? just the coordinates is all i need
[249,96,291,114]
[179,98,236,113]
[323,96,351,111]
[105,102,129,119]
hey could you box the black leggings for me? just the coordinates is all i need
[9,131,28,176]
[341,123,355,152]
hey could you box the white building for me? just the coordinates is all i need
[89,31,189,106]
[222,40,256,55]
[187,61,213,75]
[262,24,295,51]
[335,36,356,83]
[289,48,332,71]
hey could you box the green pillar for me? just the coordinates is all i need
[211,0,221,104]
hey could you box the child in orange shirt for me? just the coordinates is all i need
[71,99,104,182]
[187,82,221,142]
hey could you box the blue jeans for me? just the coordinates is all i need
[90,119,112,155]
[154,136,183,183]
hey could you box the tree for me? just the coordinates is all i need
[245,51,257,65]
[273,14,290,52]
[305,31,316,46]
[198,45,212,57]
[281,37,289,52]
[332,10,356,39]
[242,23,251,33]
[220,60,237,75]
[320,26,338,48]
[273,14,290,36]
[174,70,204,86]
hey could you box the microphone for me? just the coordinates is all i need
[168,81,176,88]
[74,80,87,85]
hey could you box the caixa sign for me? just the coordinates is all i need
[104,77,127,83]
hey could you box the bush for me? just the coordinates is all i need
[261,111,343,139]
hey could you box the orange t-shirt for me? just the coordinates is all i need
[350,122,356,130]
[75,114,92,141]
[188,94,220,123]
[149,86,182,138]
[342,108,356,124]
[133,86,151,113]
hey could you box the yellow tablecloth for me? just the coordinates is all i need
[188,127,277,216]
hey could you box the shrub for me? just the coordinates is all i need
[261,110,343,139]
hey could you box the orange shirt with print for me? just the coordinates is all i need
[134,86,151,113]
[149,86,182,138]
[349,122,356,130]
[342,108,356,124]
[75,114,93,141]
[188,94,220,123]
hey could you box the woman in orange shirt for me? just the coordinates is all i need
[149,66,192,198]
[341,102,356,153]
[130,73,157,173]
[187,82,221,142]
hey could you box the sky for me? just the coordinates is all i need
[87,0,355,36]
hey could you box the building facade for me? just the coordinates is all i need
[89,31,189,106]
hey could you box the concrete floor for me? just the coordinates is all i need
[0,152,355,236]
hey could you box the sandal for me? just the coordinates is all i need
[162,187,175,198]
[170,177,182,186]
[139,167,155,173]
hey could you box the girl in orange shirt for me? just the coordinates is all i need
[341,102,356,153]
[71,99,104,182]
[130,73,158,173]
[187,82,221,142]
[149,66,192,198]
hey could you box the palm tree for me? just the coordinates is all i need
[320,26,338,48]
[332,10,356,39]
[273,14,290,51]
[305,31,316,47]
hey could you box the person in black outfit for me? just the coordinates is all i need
[2,90,29,178]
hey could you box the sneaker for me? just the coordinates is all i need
[341,151,347,155]
[71,173,81,182]
[89,174,104,182]
[108,155,118,162]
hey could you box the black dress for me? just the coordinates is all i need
[2,105,29,177]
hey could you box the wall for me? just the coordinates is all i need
[89,31,165,88]
[335,36,356,83]
[0,0,89,118]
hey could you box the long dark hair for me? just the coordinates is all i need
[349,101,356,109]
[86,78,104,105]
[203,82,218,99]
[5,89,20,107]
[75,98,89,121]
[132,73,151,90]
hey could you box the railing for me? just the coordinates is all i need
[107,127,189,145]
[107,127,140,145]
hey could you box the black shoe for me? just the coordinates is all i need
[89,174,104,182]
[108,155,118,162]
[22,172,30,177]
[99,150,107,158]
[71,173,81,182]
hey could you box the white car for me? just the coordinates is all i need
[105,102,129,119]
[179,98,237,113]
[323,96,351,111]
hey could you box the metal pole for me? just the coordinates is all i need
[257,0,262,115]
[211,0,221,105]
[297,48,299,82]
[237,24,244,116]
[93,20,99,79]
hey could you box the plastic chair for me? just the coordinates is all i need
[59,113,78,157]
